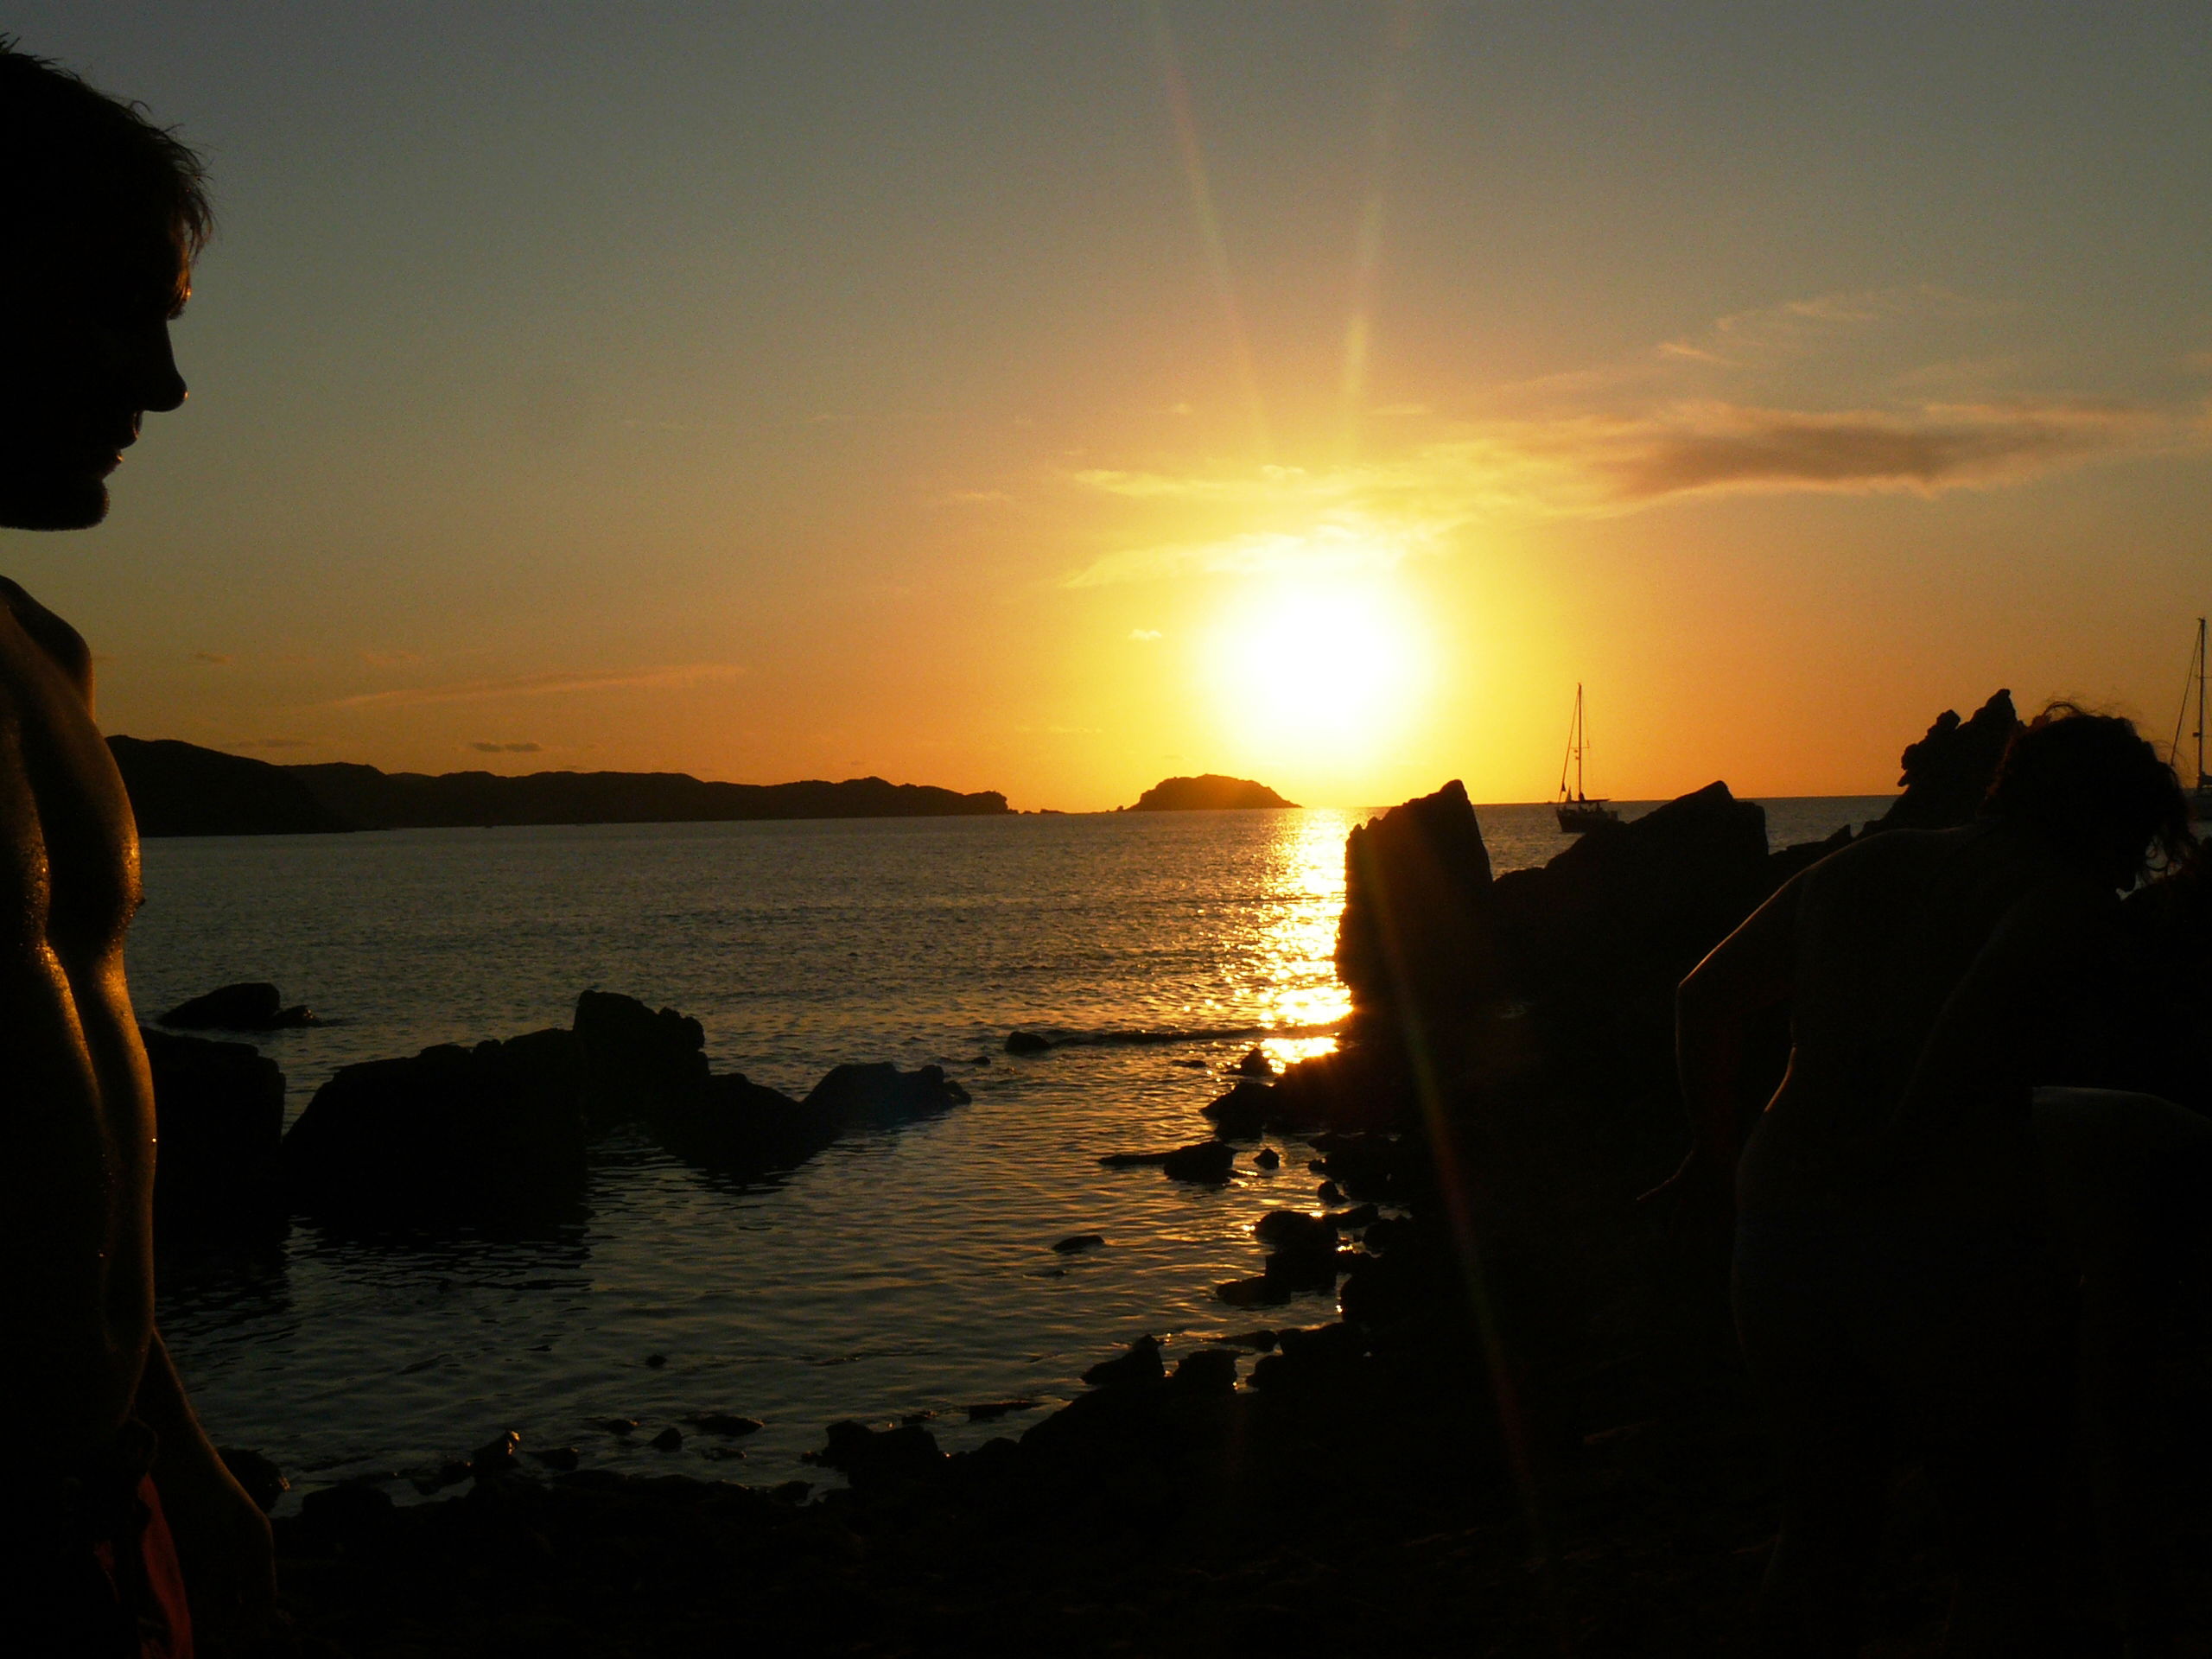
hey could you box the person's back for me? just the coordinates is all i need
[1738,818,2110,1224]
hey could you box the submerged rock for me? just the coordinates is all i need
[1098,1141,1236,1184]
[157,981,319,1031]
[1004,1029,1052,1055]
[804,1062,971,1129]
[649,1072,836,1179]
[1052,1233,1107,1254]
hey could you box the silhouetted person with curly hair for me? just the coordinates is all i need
[1666,705,2201,1656]
[0,41,274,1656]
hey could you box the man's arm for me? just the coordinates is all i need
[1657,873,1802,1197]
[135,1332,276,1634]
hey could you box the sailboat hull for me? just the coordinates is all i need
[1555,801,1620,833]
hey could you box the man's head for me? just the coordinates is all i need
[0,42,209,530]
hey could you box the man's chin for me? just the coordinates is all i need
[0,480,111,531]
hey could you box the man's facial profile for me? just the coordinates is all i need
[0,222,190,531]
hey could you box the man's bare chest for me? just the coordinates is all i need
[0,601,140,956]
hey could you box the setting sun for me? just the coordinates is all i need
[1208,575,1430,765]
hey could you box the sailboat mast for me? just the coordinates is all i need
[2197,617,2207,788]
[1576,684,1586,801]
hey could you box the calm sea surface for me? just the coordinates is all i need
[137,797,1891,1501]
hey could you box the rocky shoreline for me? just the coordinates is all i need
[168,689,2211,1656]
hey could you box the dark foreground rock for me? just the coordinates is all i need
[142,1027,286,1240]
[158,981,320,1031]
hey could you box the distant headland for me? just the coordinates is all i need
[1119,774,1299,812]
[108,736,1012,837]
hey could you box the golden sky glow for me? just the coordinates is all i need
[10,5,2211,809]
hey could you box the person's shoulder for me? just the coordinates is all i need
[0,575,92,693]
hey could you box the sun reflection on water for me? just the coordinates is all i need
[1250,808,1354,1065]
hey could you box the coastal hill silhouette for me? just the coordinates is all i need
[1121,774,1298,812]
[109,735,1011,836]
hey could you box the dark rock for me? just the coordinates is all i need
[804,1062,971,1129]
[218,1446,289,1514]
[1871,690,2020,832]
[468,1432,520,1478]
[651,1071,835,1179]
[1216,1276,1292,1308]
[803,1421,943,1491]
[140,1027,286,1240]
[531,1447,580,1471]
[966,1400,1038,1422]
[1338,781,1507,1057]
[685,1414,763,1437]
[1255,1211,1344,1290]
[281,1028,588,1222]
[571,990,709,1133]
[157,981,318,1030]
[645,1353,668,1370]
[1249,1322,1371,1392]
[1489,780,1772,1071]
[771,1480,811,1504]
[296,1480,395,1553]
[1252,1147,1281,1170]
[1325,1202,1382,1231]
[649,1427,683,1452]
[1005,1030,1052,1055]
[587,1416,639,1434]
[1081,1335,1165,1389]
[1233,1046,1274,1077]
[1218,1328,1278,1351]
[1052,1233,1107,1254]
[1172,1058,1209,1069]
[1163,1140,1236,1183]
[1202,1077,1274,1138]
[1169,1349,1240,1394]
[699,1445,745,1462]
[1317,1180,1344,1205]
[1098,1140,1236,1183]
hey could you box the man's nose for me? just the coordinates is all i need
[133,322,187,413]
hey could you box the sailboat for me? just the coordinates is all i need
[2175,617,2212,816]
[1554,683,1620,833]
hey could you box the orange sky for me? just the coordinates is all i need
[10,4,2210,809]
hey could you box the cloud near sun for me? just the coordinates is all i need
[1061,397,2166,587]
[1058,286,2189,588]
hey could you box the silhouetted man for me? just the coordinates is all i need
[1,42,274,1655]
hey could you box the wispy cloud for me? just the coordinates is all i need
[1128,628,1164,642]
[232,736,311,751]
[332,664,743,709]
[470,741,543,753]
[191,651,231,665]
[1066,515,1447,588]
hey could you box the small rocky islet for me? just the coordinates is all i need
[149,688,2212,1655]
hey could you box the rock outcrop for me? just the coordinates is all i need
[1869,689,2021,831]
[141,1027,286,1239]
[283,1029,590,1223]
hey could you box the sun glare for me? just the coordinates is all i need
[1209,576,1428,767]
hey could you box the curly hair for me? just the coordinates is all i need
[0,39,212,302]
[1982,702,2195,885]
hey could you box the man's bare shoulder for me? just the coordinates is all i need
[0,575,92,697]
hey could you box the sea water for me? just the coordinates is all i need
[137,797,1890,1499]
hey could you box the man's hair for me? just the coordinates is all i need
[1983,702,2194,884]
[0,39,212,300]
